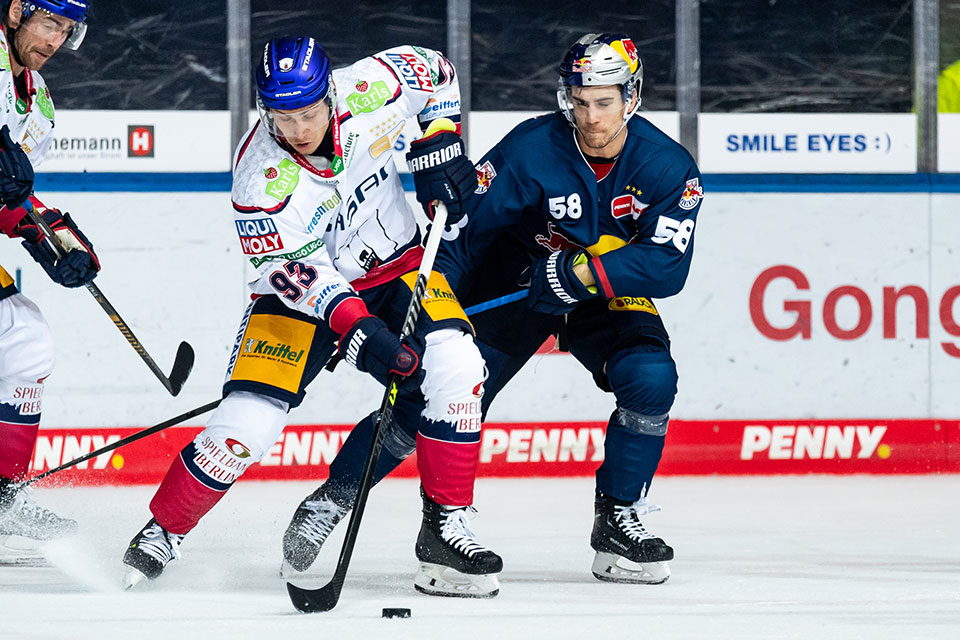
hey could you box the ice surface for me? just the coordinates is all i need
[2,475,959,639]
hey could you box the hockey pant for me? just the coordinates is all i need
[0,293,55,482]
[149,328,485,535]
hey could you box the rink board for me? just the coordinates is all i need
[27,418,960,487]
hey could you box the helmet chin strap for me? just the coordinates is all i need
[7,27,26,70]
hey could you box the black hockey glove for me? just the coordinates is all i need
[405,128,476,224]
[17,209,100,288]
[0,124,34,209]
[520,249,598,315]
[338,315,421,379]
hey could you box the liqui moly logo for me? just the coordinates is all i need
[236,218,284,255]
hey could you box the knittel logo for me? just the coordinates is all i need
[127,125,155,157]
[242,337,305,364]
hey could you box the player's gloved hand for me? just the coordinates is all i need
[338,315,421,378]
[405,120,476,224]
[17,209,100,288]
[0,124,34,209]
[520,249,598,315]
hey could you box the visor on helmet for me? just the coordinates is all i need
[21,1,88,50]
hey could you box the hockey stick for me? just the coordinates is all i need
[21,199,195,396]
[286,202,450,614]
[18,399,221,489]
[463,289,528,316]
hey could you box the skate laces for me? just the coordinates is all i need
[297,496,345,544]
[0,487,73,532]
[134,521,183,566]
[614,498,662,542]
[440,507,491,558]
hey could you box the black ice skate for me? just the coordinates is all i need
[590,493,673,584]
[414,488,502,598]
[282,482,349,574]
[122,518,185,589]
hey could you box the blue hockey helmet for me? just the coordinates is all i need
[19,0,89,50]
[256,36,333,111]
[557,33,643,124]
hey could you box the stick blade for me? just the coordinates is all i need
[287,580,341,613]
[167,341,195,396]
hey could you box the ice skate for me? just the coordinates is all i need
[590,493,673,584]
[414,488,502,598]
[0,481,77,564]
[122,518,185,589]
[282,482,349,574]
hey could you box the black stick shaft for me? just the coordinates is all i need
[21,399,221,488]
[287,203,449,613]
[22,201,194,396]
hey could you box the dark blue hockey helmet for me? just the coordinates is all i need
[19,0,89,50]
[558,33,643,124]
[256,36,332,111]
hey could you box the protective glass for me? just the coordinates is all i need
[22,10,87,50]
[256,94,333,142]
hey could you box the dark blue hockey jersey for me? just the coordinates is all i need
[435,112,702,302]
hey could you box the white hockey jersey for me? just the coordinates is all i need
[0,24,56,289]
[0,25,54,167]
[231,45,461,325]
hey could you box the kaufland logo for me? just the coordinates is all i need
[127,125,155,157]
[740,424,888,460]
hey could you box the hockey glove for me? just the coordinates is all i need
[17,209,100,288]
[338,315,420,379]
[405,126,476,224]
[0,125,34,209]
[521,249,598,315]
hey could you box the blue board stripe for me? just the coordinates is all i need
[34,172,960,193]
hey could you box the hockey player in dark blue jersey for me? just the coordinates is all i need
[434,32,704,585]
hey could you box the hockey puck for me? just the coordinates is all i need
[382,608,411,619]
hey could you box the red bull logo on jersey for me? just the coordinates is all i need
[535,222,581,253]
[236,218,284,255]
[678,177,703,210]
[385,52,434,92]
[475,160,497,194]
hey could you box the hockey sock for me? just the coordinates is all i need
[325,413,408,507]
[0,401,40,480]
[595,420,665,502]
[416,421,480,507]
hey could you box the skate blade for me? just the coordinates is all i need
[414,562,500,598]
[591,551,671,585]
[279,559,326,583]
[0,535,47,566]
[122,566,149,590]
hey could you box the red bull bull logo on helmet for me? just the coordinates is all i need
[610,38,639,73]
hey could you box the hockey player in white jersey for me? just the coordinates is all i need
[122,36,502,597]
[0,0,99,561]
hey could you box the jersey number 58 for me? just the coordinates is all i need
[650,216,694,253]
